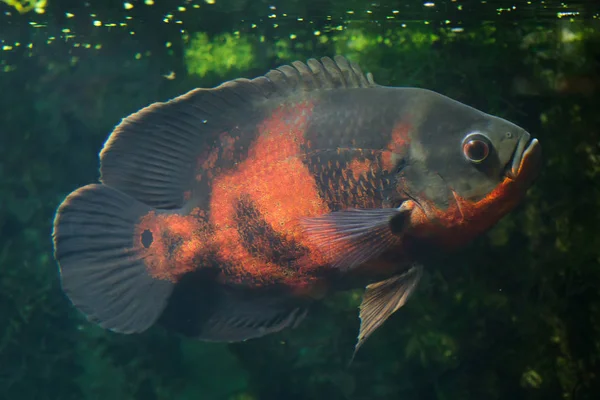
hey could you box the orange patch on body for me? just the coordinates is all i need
[134,208,211,281]
[209,101,330,285]
[382,121,411,171]
[195,148,220,182]
[196,134,238,182]
[347,158,373,181]
[201,149,219,170]
[318,148,384,210]
[219,132,237,161]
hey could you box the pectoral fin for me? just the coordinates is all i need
[300,206,410,271]
[354,264,424,356]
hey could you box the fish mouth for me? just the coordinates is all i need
[504,135,542,181]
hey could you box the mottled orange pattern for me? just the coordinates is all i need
[347,158,373,181]
[134,109,425,287]
[209,101,330,285]
[134,208,211,281]
[382,121,411,172]
[199,149,219,172]
[219,132,237,162]
[196,133,239,183]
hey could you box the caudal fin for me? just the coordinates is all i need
[52,184,174,333]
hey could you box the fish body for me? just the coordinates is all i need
[53,56,541,351]
[135,88,423,290]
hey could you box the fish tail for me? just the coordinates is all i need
[52,183,174,334]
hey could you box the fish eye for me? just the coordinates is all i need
[462,134,490,164]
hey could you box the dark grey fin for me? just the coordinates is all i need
[99,56,376,209]
[300,207,409,271]
[159,271,309,342]
[354,264,424,357]
[199,295,308,342]
[52,184,174,334]
[98,84,261,210]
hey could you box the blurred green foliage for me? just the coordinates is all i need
[0,0,45,14]
[185,32,255,78]
[1,0,600,399]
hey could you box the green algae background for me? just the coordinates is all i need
[1,0,599,399]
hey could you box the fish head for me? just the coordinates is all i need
[396,90,542,248]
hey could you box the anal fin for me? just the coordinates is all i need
[160,272,310,342]
[354,264,424,356]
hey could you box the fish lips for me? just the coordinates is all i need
[504,134,542,183]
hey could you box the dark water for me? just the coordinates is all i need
[1,0,599,399]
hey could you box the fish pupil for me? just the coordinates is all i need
[141,229,153,248]
[464,140,489,163]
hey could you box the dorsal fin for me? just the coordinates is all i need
[98,56,377,209]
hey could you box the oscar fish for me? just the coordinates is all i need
[52,56,542,353]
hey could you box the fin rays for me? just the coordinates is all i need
[354,264,424,356]
[53,184,174,334]
[99,55,375,210]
